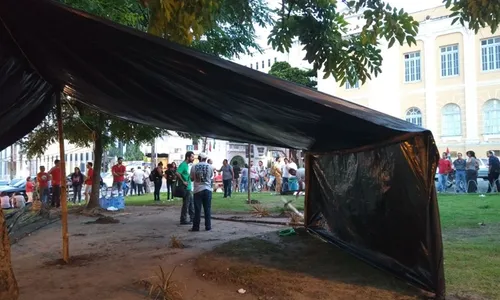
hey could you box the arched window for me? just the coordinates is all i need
[405,107,423,127]
[441,103,461,136]
[484,99,500,134]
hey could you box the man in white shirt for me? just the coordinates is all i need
[133,167,145,195]
[282,158,290,192]
[11,193,26,208]
[287,159,299,191]
[257,161,267,191]
[143,166,152,193]
[190,153,213,232]
[249,162,259,191]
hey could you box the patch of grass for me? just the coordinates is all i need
[169,236,184,249]
[438,194,500,230]
[126,192,302,214]
[146,266,182,300]
[437,194,500,299]
[251,204,271,217]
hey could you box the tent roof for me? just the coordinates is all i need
[0,0,429,152]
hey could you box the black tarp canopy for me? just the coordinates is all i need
[0,0,444,297]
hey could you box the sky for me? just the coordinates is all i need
[253,0,444,47]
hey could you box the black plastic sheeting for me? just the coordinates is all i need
[0,0,444,297]
[0,0,429,152]
[306,135,444,296]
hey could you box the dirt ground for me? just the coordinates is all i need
[10,206,427,300]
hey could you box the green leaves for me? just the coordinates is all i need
[268,0,418,85]
[191,0,273,58]
[445,0,500,34]
[268,61,318,89]
[20,101,168,159]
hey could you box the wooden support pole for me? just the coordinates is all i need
[56,92,70,263]
[247,143,251,204]
[303,153,311,229]
[211,216,303,227]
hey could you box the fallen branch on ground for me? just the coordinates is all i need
[210,216,303,227]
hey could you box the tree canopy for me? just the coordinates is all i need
[269,62,317,89]
[20,100,166,159]
[124,143,145,161]
[58,0,500,86]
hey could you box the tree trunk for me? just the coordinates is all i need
[87,114,104,209]
[0,209,19,300]
[9,144,14,180]
[201,137,208,153]
[151,139,156,167]
[289,149,300,166]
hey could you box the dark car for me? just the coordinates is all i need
[0,176,72,201]
[0,178,31,199]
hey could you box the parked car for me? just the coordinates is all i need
[0,177,35,200]
[479,158,489,179]
[0,180,9,186]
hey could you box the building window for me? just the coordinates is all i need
[481,37,500,71]
[441,103,461,136]
[70,154,73,161]
[274,57,277,63]
[483,99,500,134]
[261,60,264,68]
[345,80,360,90]
[268,59,271,67]
[404,51,421,83]
[256,62,259,70]
[86,152,89,161]
[80,153,83,161]
[250,63,253,69]
[440,44,459,77]
[405,107,423,127]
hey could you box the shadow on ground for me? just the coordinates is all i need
[194,228,426,300]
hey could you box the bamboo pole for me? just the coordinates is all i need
[247,144,251,204]
[56,92,70,263]
[211,216,303,227]
[303,153,311,229]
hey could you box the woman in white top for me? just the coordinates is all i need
[1,192,11,209]
[11,193,26,208]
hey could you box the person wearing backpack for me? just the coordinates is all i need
[151,162,164,201]
[165,163,177,201]
[487,151,500,193]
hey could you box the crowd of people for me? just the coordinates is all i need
[101,151,306,231]
[437,150,500,193]
[211,157,305,197]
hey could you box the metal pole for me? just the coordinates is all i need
[56,92,70,263]
[247,143,251,204]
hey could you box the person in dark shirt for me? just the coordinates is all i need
[487,151,500,193]
[151,162,164,201]
[165,163,177,201]
[232,161,241,193]
[452,153,466,193]
[70,167,85,203]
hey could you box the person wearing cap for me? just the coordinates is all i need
[112,157,127,191]
[190,153,213,231]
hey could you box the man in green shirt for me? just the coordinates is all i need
[177,151,195,225]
